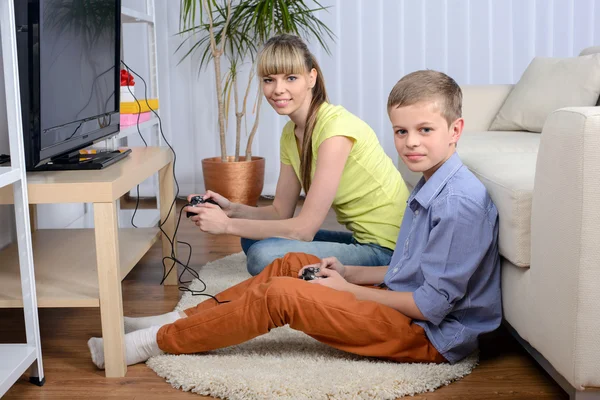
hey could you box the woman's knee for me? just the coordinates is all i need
[246,243,280,276]
[240,237,257,254]
[246,245,320,277]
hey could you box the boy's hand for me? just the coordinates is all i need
[298,257,346,279]
[310,268,351,291]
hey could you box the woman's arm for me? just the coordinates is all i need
[223,136,354,240]
[228,163,301,220]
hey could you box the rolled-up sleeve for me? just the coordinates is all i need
[413,195,494,326]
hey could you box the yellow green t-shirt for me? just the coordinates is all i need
[280,103,410,250]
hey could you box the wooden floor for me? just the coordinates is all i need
[1,198,568,399]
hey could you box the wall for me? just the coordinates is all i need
[171,0,600,195]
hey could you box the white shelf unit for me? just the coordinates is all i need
[116,0,162,148]
[113,1,163,212]
[117,116,160,141]
[120,0,163,210]
[0,0,44,396]
[121,6,153,24]
[0,166,21,187]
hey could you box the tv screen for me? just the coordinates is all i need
[15,0,121,169]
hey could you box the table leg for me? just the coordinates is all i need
[159,161,177,286]
[28,204,37,232]
[93,201,126,377]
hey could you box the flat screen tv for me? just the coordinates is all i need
[14,0,121,170]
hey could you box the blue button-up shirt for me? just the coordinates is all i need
[384,153,502,363]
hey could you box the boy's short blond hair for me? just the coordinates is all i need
[387,70,462,126]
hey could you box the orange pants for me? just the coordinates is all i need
[157,252,446,363]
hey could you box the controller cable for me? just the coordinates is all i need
[121,61,228,304]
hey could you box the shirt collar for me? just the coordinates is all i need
[409,152,463,210]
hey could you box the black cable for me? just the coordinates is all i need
[121,61,227,303]
[130,184,141,229]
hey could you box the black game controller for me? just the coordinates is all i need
[301,266,321,281]
[186,195,220,218]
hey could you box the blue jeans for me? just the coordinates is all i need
[241,230,393,276]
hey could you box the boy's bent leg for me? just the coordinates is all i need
[158,278,444,364]
[246,237,393,276]
[184,252,320,316]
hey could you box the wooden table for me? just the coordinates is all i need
[0,147,177,377]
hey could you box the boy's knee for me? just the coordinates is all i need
[263,277,304,302]
[281,252,321,269]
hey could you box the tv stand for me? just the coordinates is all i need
[34,148,132,171]
[0,147,177,378]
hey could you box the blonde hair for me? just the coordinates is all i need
[387,70,462,126]
[257,34,328,192]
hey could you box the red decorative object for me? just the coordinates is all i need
[120,69,135,87]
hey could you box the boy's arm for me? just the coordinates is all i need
[344,266,388,285]
[340,195,495,323]
[345,285,426,320]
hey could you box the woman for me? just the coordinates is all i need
[187,34,410,275]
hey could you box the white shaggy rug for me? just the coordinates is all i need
[146,252,478,399]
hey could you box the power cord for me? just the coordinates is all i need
[121,60,228,304]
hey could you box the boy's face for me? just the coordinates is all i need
[389,100,464,180]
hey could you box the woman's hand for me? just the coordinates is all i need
[298,257,346,279]
[188,191,234,217]
[188,203,231,234]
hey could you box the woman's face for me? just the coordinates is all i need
[261,68,316,119]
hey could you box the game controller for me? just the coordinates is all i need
[186,195,220,218]
[301,266,321,281]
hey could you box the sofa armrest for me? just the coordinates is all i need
[529,106,600,389]
[460,85,513,132]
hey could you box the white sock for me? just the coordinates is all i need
[124,311,182,334]
[88,325,163,369]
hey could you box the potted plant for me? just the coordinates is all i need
[178,0,334,205]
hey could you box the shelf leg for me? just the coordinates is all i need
[94,201,126,377]
[159,161,177,285]
[12,179,45,383]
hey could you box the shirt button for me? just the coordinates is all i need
[414,210,420,215]
[393,268,398,273]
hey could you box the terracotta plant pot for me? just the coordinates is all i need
[202,156,265,206]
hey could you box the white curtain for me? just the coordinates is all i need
[133,0,600,196]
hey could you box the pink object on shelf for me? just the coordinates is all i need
[120,111,151,127]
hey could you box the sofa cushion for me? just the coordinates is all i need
[579,45,600,56]
[578,46,600,105]
[501,258,532,341]
[460,151,536,267]
[397,131,540,189]
[489,54,600,132]
[396,131,538,267]
[458,131,540,154]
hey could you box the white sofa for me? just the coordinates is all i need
[397,53,600,399]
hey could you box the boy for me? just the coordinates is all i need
[88,70,501,368]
